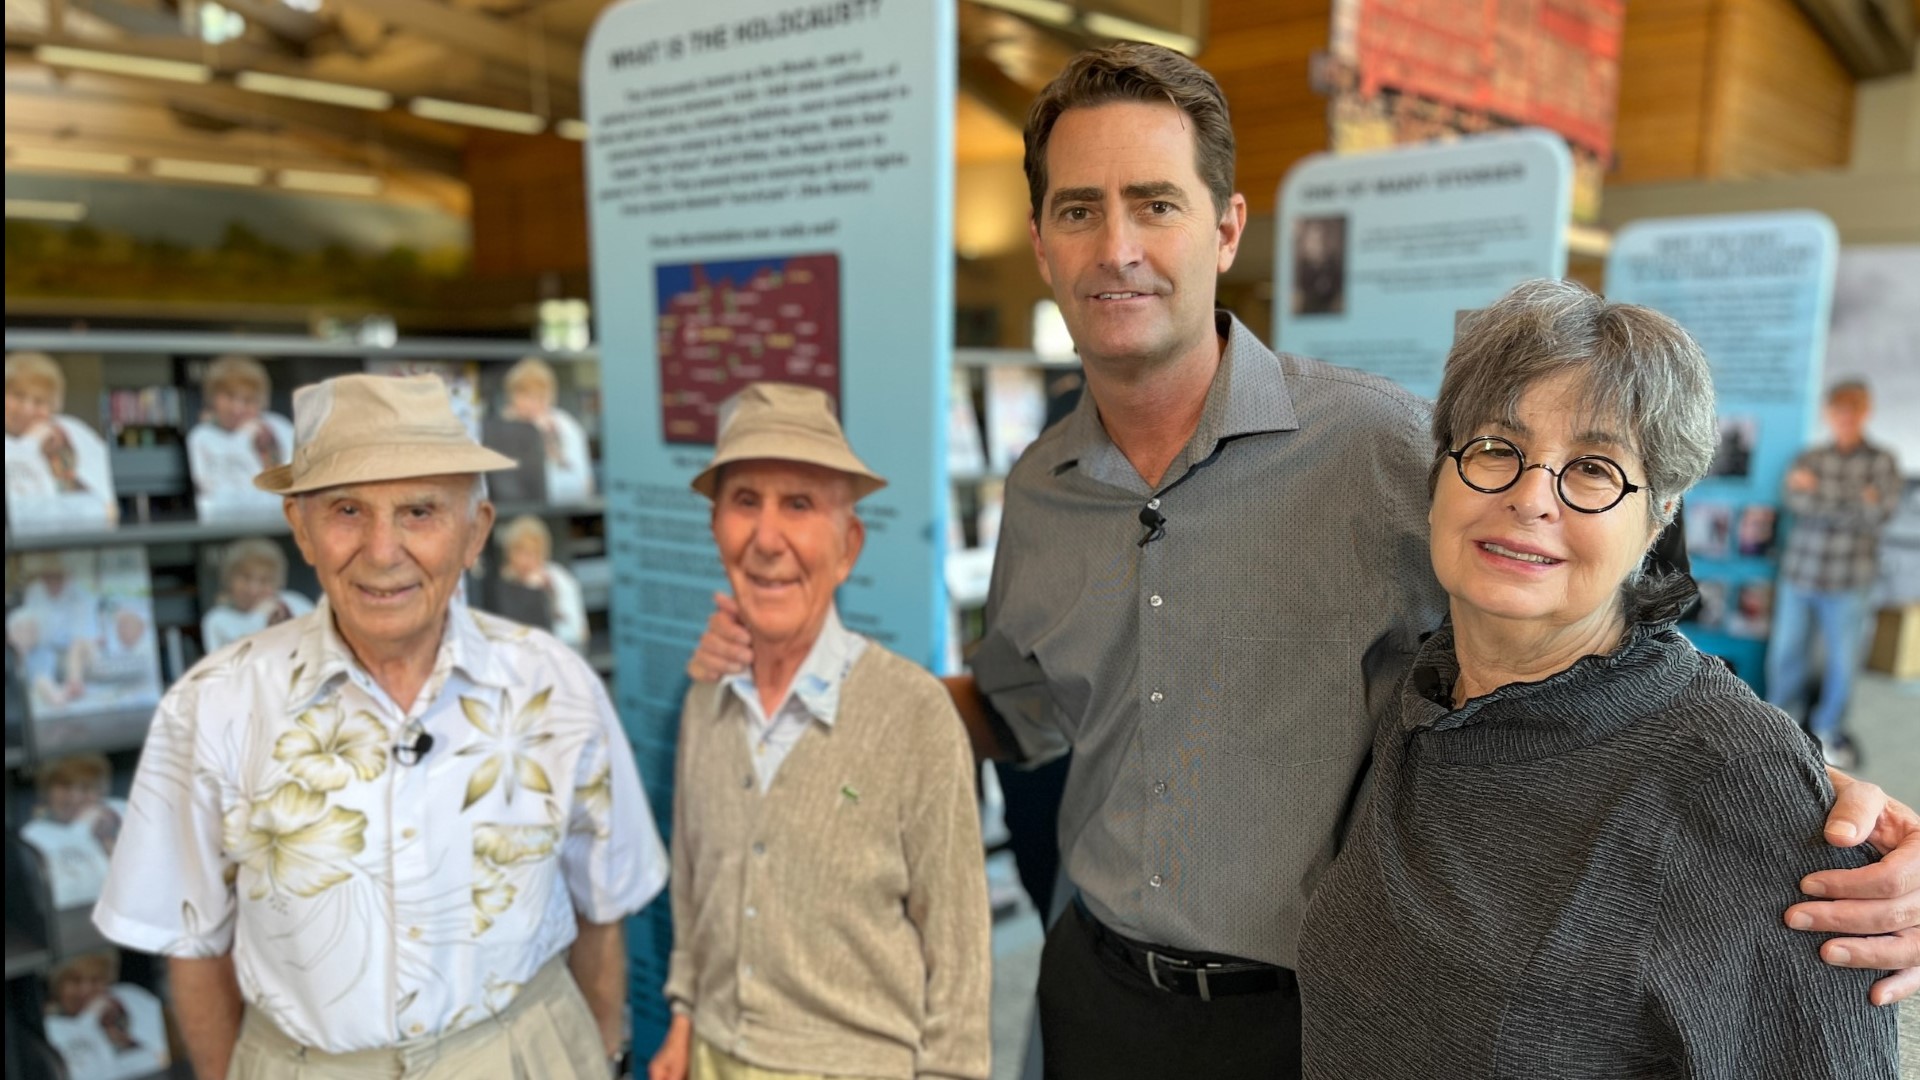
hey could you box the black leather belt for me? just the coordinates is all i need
[1073,898,1293,1001]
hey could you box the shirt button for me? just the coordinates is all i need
[1153,780,1168,796]
[1149,874,1164,888]
[409,1023,424,1036]
[401,828,417,840]
[744,906,758,920]
[1149,594,1163,608]
[407,926,422,940]
[1149,691,1164,704]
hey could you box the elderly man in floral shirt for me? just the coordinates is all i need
[94,373,667,1079]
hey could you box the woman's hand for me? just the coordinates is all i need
[1787,769,1920,1004]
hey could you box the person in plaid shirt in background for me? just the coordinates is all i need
[1766,379,1903,768]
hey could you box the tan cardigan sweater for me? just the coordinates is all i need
[664,644,991,1080]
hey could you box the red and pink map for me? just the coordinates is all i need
[656,253,842,445]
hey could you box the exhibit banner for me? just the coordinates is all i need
[1607,212,1839,690]
[1274,128,1573,400]
[583,0,955,1040]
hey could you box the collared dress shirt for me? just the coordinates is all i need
[720,605,868,791]
[970,311,1447,969]
[93,597,668,1054]
[1780,440,1901,592]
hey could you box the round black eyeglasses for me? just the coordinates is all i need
[1447,434,1643,514]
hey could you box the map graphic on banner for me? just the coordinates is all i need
[657,253,842,444]
[1274,128,1572,400]
[1607,212,1839,691]
[583,0,954,1044]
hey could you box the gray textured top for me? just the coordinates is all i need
[970,312,1446,967]
[1298,599,1899,1079]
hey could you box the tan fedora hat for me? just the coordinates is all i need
[690,383,886,501]
[254,373,517,495]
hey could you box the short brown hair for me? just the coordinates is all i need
[205,355,270,401]
[37,753,111,798]
[1826,379,1870,409]
[1024,43,1236,225]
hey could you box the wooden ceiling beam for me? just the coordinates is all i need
[324,0,581,83]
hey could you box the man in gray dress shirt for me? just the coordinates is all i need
[694,41,1920,1080]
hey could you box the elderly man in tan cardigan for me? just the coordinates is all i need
[650,383,990,1080]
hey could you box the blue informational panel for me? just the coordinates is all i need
[1273,129,1573,400]
[582,0,955,1043]
[1607,212,1839,691]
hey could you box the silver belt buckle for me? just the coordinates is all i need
[1146,952,1211,1001]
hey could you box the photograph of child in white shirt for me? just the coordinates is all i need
[184,355,294,523]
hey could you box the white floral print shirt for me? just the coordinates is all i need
[92,596,668,1054]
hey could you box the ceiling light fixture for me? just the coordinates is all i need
[236,71,392,111]
[151,158,266,185]
[35,45,213,84]
[279,169,383,196]
[7,146,136,173]
[5,199,88,222]
[1081,13,1198,55]
[408,98,546,134]
[969,0,1073,26]
[555,119,589,141]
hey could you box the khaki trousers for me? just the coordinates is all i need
[228,954,607,1079]
[690,1037,884,1080]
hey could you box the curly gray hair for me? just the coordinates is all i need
[1430,278,1717,530]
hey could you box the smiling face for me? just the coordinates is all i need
[1429,372,1665,643]
[287,475,494,667]
[711,459,863,654]
[1029,101,1246,372]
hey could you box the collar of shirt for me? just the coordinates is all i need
[290,594,513,718]
[1040,311,1301,495]
[720,603,864,729]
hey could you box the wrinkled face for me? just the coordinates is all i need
[1429,372,1665,637]
[506,537,546,580]
[1029,102,1245,370]
[510,386,553,420]
[711,460,863,652]
[1825,396,1869,447]
[4,381,57,437]
[53,970,108,1016]
[288,475,493,666]
[226,560,281,612]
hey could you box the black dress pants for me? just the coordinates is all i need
[1036,901,1302,1079]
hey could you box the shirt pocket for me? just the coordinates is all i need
[1215,611,1362,768]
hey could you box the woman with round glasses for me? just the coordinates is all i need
[1297,279,1897,1077]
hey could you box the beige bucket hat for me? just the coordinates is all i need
[690,383,886,501]
[254,373,517,495]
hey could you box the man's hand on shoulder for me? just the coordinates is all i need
[1786,769,1920,1004]
[685,593,752,683]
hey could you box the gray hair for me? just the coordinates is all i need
[1431,279,1717,530]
